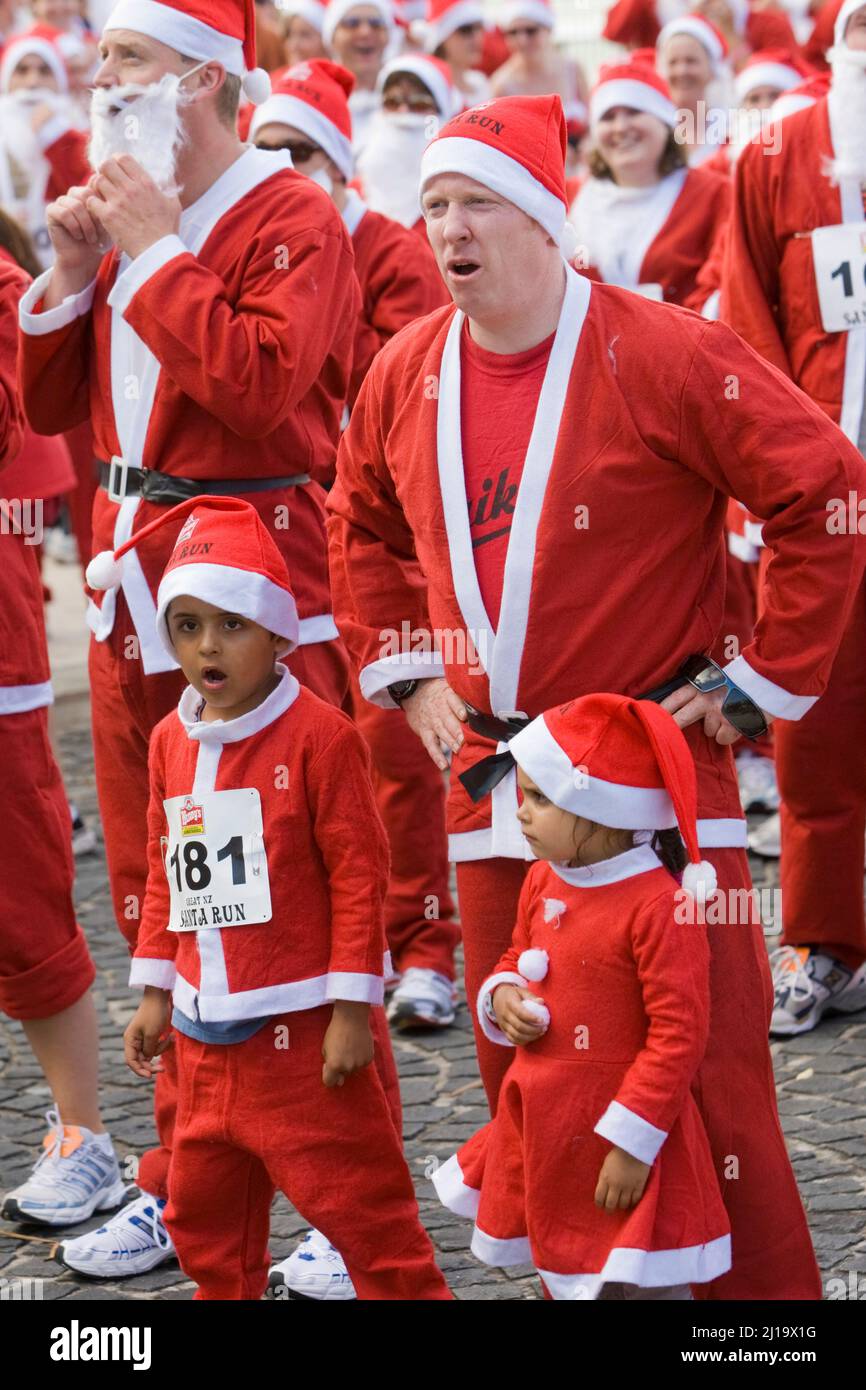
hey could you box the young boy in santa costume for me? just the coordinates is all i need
[433,693,732,1300]
[108,495,451,1301]
[328,92,866,1298]
[722,0,866,1036]
[18,0,367,1278]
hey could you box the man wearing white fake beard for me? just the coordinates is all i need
[355,59,454,232]
[17,2,365,1282]
[721,0,866,1044]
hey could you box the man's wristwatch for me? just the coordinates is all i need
[388,679,419,705]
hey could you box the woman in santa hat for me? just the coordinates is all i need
[276,0,329,65]
[656,13,734,163]
[417,0,490,107]
[323,0,396,153]
[568,59,730,309]
[433,692,732,1300]
[490,0,588,114]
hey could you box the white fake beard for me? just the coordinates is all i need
[0,91,49,171]
[306,166,334,197]
[89,73,189,191]
[356,110,433,228]
[826,44,866,185]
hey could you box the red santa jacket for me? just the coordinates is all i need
[327,267,866,862]
[570,165,731,310]
[41,122,90,200]
[722,97,866,441]
[0,252,52,706]
[131,668,391,1021]
[18,149,361,674]
[603,0,798,54]
[344,191,448,412]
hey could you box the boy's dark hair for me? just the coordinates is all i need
[652,827,688,877]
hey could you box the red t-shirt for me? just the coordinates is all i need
[461,320,555,628]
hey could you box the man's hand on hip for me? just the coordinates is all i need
[87,155,181,260]
[660,684,771,746]
[401,677,467,770]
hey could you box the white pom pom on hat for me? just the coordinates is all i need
[85,550,125,591]
[681,859,718,905]
[242,67,271,104]
[517,948,549,982]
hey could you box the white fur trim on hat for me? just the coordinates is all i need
[0,35,68,94]
[590,77,677,129]
[500,1,555,29]
[378,53,454,117]
[509,715,678,830]
[420,133,566,243]
[735,61,802,102]
[250,92,354,177]
[658,15,724,70]
[104,0,245,74]
[322,0,395,49]
[770,88,817,120]
[420,0,485,53]
[835,0,866,44]
[156,562,300,659]
[276,0,327,31]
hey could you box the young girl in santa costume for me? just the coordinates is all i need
[433,692,732,1300]
[92,496,450,1301]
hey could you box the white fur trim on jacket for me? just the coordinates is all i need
[722,654,817,721]
[594,1098,668,1164]
[431,1153,481,1217]
[476,970,527,1046]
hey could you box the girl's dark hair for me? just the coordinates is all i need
[587,127,687,181]
[652,828,688,877]
[0,209,40,278]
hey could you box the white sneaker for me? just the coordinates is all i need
[748,810,781,858]
[268,1229,356,1301]
[56,1192,174,1278]
[737,753,781,813]
[69,803,98,857]
[770,947,866,1037]
[1,1109,127,1227]
[386,966,456,1029]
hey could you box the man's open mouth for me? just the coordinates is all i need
[449,260,481,278]
[201,666,228,690]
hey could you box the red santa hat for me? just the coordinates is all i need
[0,28,69,93]
[378,51,456,116]
[834,0,866,44]
[322,0,396,48]
[500,0,555,30]
[509,692,718,902]
[276,0,328,30]
[735,47,812,103]
[590,59,678,128]
[249,59,355,177]
[657,13,729,73]
[102,0,272,103]
[419,0,485,53]
[420,93,575,251]
[85,497,300,659]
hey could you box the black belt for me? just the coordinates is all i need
[458,662,704,804]
[98,460,311,506]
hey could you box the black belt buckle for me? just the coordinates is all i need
[464,701,529,744]
[139,469,201,506]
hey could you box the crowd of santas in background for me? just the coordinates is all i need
[0,0,865,1303]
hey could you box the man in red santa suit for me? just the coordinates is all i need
[722,0,866,1036]
[17,0,372,1280]
[327,92,866,1297]
[322,0,396,155]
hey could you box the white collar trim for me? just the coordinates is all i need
[177,663,300,744]
[549,842,664,887]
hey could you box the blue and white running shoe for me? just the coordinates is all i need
[56,1192,174,1278]
[1,1108,127,1226]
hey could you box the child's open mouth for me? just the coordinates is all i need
[201,667,228,691]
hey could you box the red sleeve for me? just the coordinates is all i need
[44,127,91,195]
[131,727,179,989]
[0,256,29,470]
[721,139,793,376]
[349,230,448,406]
[308,717,390,998]
[594,892,709,1162]
[119,219,360,440]
[17,261,102,436]
[475,871,538,1047]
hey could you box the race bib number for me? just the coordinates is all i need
[162,789,271,932]
[812,222,866,332]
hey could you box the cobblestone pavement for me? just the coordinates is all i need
[1,693,865,1301]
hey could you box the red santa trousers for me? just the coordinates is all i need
[456,847,821,1301]
[0,707,95,1019]
[347,677,459,979]
[165,1006,451,1300]
[776,575,866,970]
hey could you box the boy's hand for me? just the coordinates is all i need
[492,983,547,1045]
[322,1000,374,1087]
[595,1145,651,1211]
[123,987,173,1079]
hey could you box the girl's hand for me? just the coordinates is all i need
[492,983,547,1045]
[322,1000,374,1087]
[595,1145,651,1211]
[123,987,173,1079]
